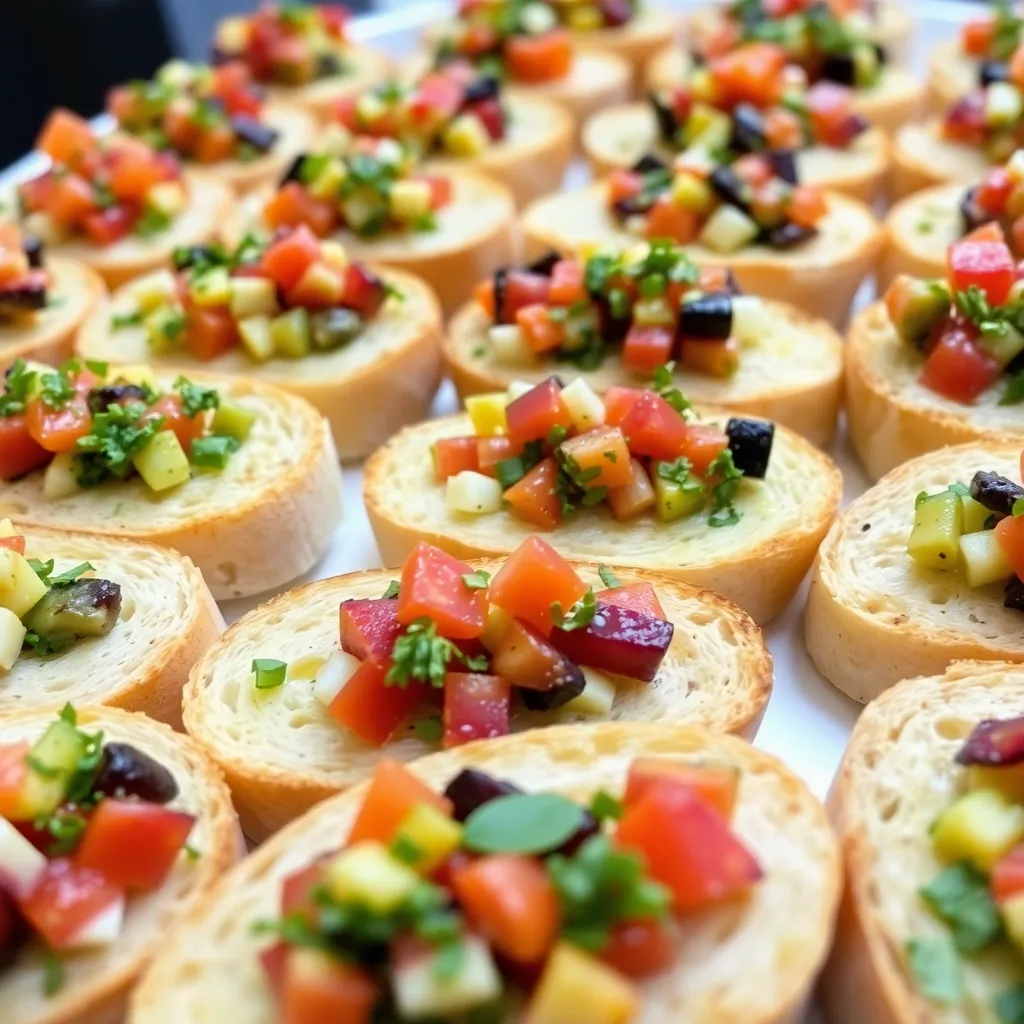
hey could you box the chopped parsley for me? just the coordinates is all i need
[387,619,488,688]
[174,376,220,418]
[707,449,744,527]
[74,401,165,487]
[550,588,597,632]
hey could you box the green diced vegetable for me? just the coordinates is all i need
[131,431,191,492]
[960,529,1014,588]
[211,401,256,442]
[269,308,312,358]
[188,267,232,308]
[653,460,706,522]
[961,494,991,535]
[908,490,964,571]
[980,323,1024,369]
[238,316,275,362]
[252,658,287,689]
[905,935,963,1005]
[310,308,363,351]
[890,279,950,349]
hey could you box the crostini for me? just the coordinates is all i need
[183,538,773,838]
[0,360,341,600]
[131,722,840,1024]
[0,520,221,729]
[446,242,844,447]
[0,704,238,1024]
[75,228,443,461]
[823,660,1024,1024]
[583,42,891,204]
[521,161,882,325]
[850,229,1024,481]
[806,443,1024,702]
[0,226,104,375]
[106,59,316,194]
[210,1,390,118]
[5,110,233,291]
[225,137,516,316]
[364,376,841,624]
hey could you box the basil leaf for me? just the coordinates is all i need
[997,983,1024,1024]
[463,793,585,855]
[919,862,1003,953]
[590,790,624,822]
[905,935,963,1004]
[382,580,400,599]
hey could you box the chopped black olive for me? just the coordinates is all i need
[0,280,47,314]
[462,75,501,105]
[92,743,179,804]
[317,53,343,77]
[229,116,280,153]
[210,45,231,66]
[22,579,122,652]
[820,52,857,86]
[87,384,149,415]
[980,61,1011,88]
[526,251,562,277]
[709,166,751,211]
[172,245,223,272]
[22,236,44,269]
[649,92,677,144]
[678,293,733,341]
[492,267,508,324]
[970,471,1024,517]
[444,769,522,822]
[518,662,585,711]
[309,308,363,350]
[767,149,799,185]
[630,153,669,175]
[0,890,28,972]
[726,418,774,479]
[731,103,767,153]
[767,222,818,249]
[612,194,655,219]
[1006,576,1024,613]
[960,186,989,235]
[279,153,310,187]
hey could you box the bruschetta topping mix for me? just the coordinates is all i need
[212,2,352,87]
[0,359,254,495]
[0,225,50,322]
[943,46,1024,162]
[110,227,390,363]
[432,374,773,529]
[907,712,1024,1011]
[961,147,1024,248]
[608,150,827,253]
[960,2,1024,73]
[472,242,744,377]
[0,706,193,995]
[330,63,507,158]
[264,139,452,239]
[108,59,281,166]
[0,522,121,672]
[17,110,187,249]
[884,228,1024,405]
[256,753,761,1022]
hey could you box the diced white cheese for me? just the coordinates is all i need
[487,325,536,368]
[393,934,502,1019]
[561,378,606,431]
[0,818,46,897]
[313,650,362,708]
[64,894,126,950]
[446,472,504,515]
[563,667,617,716]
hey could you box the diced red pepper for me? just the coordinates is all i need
[443,672,511,748]
[396,543,487,640]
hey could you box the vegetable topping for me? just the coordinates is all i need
[0,359,252,495]
[17,109,187,249]
[960,148,1024,247]
[960,2,1024,71]
[0,225,49,321]
[108,59,280,165]
[212,2,352,86]
[256,752,761,1022]
[109,227,390,363]
[0,705,194,994]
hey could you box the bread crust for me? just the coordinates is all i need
[878,181,963,294]
[928,38,978,111]
[0,706,240,1024]
[0,258,106,375]
[0,373,342,601]
[581,102,892,203]
[445,296,844,447]
[891,119,990,200]
[806,443,1024,702]
[846,300,1024,481]
[131,721,840,1024]
[75,266,444,462]
[182,560,773,839]
[821,661,1024,1024]
[567,8,681,88]
[363,411,841,625]
[521,182,883,326]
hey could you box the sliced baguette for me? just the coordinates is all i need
[878,181,963,294]
[0,258,106,374]
[645,48,924,135]
[521,182,883,326]
[0,706,240,1024]
[566,8,680,87]
[4,528,224,730]
[891,120,989,200]
[581,103,892,204]
[846,300,1024,481]
[182,560,773,840]
[445,295,844,447]
[822,661,1024,1024]
[806,443,1024,703]
[131,721,840,1024]
[75,266,444,462]
[928,38,978,111]
[0,374,342,601]
[364,411,841,625]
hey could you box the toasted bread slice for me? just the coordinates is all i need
[0,706,240,1024]
[645,47,924,134]
[131,721,840,1024]
[364,411,841,625]
[822,661,1024,1024]
[581,103,891,203]
[445,295,844,447]
[0,374,341,601]
[846,300,1024,481]
[225,171,517,317]
[521,182,883,325]
[5,528,224,729]
[891,120,989,200]
[75,266,444,462]
[878,181,962,294]
[567,8,680,87]
[806,443,1024,702]
[182,560,773,839]
[0,258,105,374]
[928,38,978,111]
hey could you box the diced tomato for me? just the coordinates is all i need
[763,107,803,150]
[503,458,562,530]
[965,222,1006,245]
[36,108,96,167]
[418,173,453,211]
[944,93,987,145]
[488,536,587,636]
[142,393,208,451]
[469,99,505,141]
[347,758,452,846]
[264,181,338,237]
[497,271,551,324]
[0,536,25,555]
[505,378,573,449]
[977,168,1014,216]
[25,397,91,454]
[82,205,136,246]
[603,385,646,427]
[806,81,858,147]
[108,145,168,201]
[557,426,633,490]
[195,125,238,164]
[433,436,480,481]
[261,225,322,290]
[281,861,325,923]
[624,759,738,819]
[1012,217,1024,258]
[608,170,643,206]
[996,514,1024,582]
[280,948,378,1024]
[733,154,774,189]
[339,599,402,660]
[600,919,676,979]
[679,337,739,379]
[949,237,1016,306]
[477,436,516,477]
[183,306,239,361]
[320,4,351,39]
[341,263,388,318]
[992,845,1024,902]
[787,185,828,229]
[548,260,587,307]
[19,859,125,951]
[48,174,98,227]
[516,304,565,355]
[710,43,786,108]
[679,424,729,476]
[607,458,656,521]
[396,543,487,640]
[622,324,674,374]
[0,417,51,480]
[616,784,762,911]
[260,941,289,998]
[443,672,510,748]
[1011,46,1024,91]
[919,324,1000,403]
[327,658,426,747]
[619,392,688,462]
[18,172,55,214]
[451,854,560,962]
[0,743,30,819]
[600,583,665,620]
[474,278,496,318]
[961,18,995,57]
[506,29,573,83]
[644,196,699,245]
[414,72,465,121]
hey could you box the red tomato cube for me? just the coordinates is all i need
[603,385,647,427]
[347,759,453,846]
[339,599,403,660]
[919,324,1000,403]
[618,392,689,461]
[433,436,481,481]
[261,225,323,290]
[280,948,379,1024]
[505,378,573,450]
[600,582,666,620]
[443,673,511,748]
[503,458,563,530]
[395,543,487,640]
[624,759,738,819]
[991,845,1024,902]
[949,237,1016,306]
[327,658,425,747]
[0,418,51,481]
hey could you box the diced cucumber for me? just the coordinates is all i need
[323,841,421,913]
[188,267,232,308]
[0,607,26,671]
[310,309,362,351]
[979,323,1024,368]
[341,192,387,234]
[681,103,730,147]
[229,277,279,319]
[853,42,882,88]
[145,305,186,352]
[961,494,991,535]
[561,378,606,431]
[654,466,706,522]
[0,550,47,619]
[907,490,963,571]
[269,308,312,358]
[888,279,950,349]
[564,667,617,716]
[211,401,256,442]
[959,530,1013,588]
[146,181,187,219]
[307,158,347,201]
[132,431,191,492]
[932,788,1024,871]
[698,205,759,254]
[42,451,81,501]
[392,804,463,872]
[389,181,432,223]
[18,718,90,819]
[238,315,275,362]
[446,471,503,515]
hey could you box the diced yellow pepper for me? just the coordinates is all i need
[968,764,1024,805]
[525,943,639,1024]
[932,788,1024,871]
[465,393,508,437]
[323,841,421,913]
[392,804,464,873]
